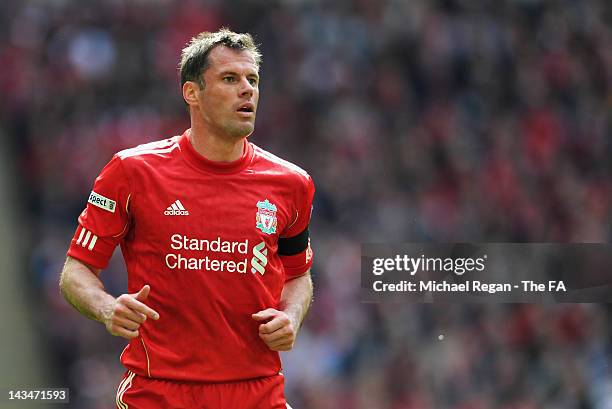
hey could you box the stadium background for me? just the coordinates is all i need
[1,0,611,408]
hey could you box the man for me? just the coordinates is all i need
[60,29,314,409]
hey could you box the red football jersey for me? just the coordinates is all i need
[68,130,314,382]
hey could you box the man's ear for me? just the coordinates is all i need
[182,81,200,107]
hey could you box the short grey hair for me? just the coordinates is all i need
[179,28,261,89]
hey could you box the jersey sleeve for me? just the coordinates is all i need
[67,155,132,270]
[279,175,315,280]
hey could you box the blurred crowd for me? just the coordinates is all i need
[2,0,611,407]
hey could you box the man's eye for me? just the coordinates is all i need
[248,78,259,86]
[223,76,236,82]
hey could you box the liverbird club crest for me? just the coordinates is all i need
[256,199,278,234]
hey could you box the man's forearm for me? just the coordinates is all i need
[279,269,313,331]
[59,256,115,323]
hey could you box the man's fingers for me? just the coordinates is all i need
[114,316,142,331]
[259,331,291,345]
[266,339,293,351]
[121,295,159,320]
[253,309,297,351]
[109,324,139,339]
[259,315,290,334]
[127,311,147,324]
[252,308,279,322]
[115,304,147,324]
[104,290,157,340]
[134,285,150,302]
[253,308,295,351]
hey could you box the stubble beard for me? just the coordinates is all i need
[201,107,255,141]
[224,119,255,140]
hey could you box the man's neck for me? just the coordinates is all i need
[187,127,245,162]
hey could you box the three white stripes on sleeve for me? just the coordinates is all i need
[76,226,98,251]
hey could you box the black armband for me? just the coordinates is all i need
[278,227,309,256]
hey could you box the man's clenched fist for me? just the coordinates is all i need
[252,308,298,351]
[103,285,159,339]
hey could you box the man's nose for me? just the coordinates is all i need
[239,78,254,97]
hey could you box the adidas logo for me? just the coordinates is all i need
[164,200,189,216]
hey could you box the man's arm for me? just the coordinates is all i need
[59,256,159,339]
[279,270,313,333]
[252,269,313,351]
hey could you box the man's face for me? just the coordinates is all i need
[195,46,259,140]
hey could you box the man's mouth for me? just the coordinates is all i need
[237,103,254,113]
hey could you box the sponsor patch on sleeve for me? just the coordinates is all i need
[88,191,116,213]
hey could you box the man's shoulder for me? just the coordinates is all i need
[250,143,311,181]
[115,136,181,163]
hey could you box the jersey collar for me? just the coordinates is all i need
[179,129,254,174]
